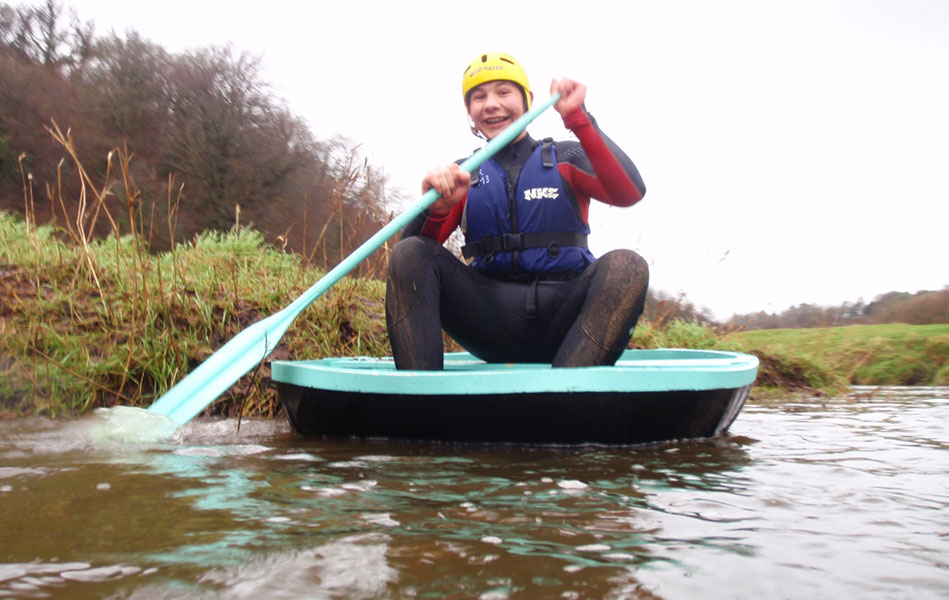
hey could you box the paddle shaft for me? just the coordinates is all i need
[147,94,561,424]
[283,93,560,320]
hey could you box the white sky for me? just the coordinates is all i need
[56,0,949,319]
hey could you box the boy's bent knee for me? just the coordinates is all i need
[387,236,448,280]
[390,236,437,266]
[595,250,649,288]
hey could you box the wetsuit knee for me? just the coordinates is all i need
[601,248,648,273]
[550,250,649,368]
[389,236,441,270]
[386,236,453,370]
[596,249,649,291]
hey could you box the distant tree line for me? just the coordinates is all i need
[6,2,942,328]
[642,289,716,328]
[725,287,949,330]
[0,0,394,263]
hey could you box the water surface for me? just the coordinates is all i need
[1,387,947,598]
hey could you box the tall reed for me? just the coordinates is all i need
[0,126,389,418]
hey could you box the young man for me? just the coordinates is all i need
[386,52,648,370]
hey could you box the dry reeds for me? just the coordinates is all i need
[0,124,391,418]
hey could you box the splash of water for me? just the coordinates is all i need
[89,406,180,444]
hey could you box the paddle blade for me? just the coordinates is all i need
[147,309,294,425]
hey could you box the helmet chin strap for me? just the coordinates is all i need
[469,116,487,140]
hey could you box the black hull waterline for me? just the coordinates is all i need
[279,384,752,445]
[272,350,758,445]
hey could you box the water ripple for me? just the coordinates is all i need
[0,387,946,598]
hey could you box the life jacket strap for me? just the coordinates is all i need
[461,232,588,259]
[539,138,554,168]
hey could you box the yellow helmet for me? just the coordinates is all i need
[462,52,532,110]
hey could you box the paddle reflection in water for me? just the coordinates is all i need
[0,387,947,598]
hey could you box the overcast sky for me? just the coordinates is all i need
[57,0,949,319]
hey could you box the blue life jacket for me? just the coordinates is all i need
[461,140,593,277]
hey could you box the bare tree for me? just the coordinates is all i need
[1,6,394,260]
[0,1,92,68]
[161,46,319,231]
[79,32,169,142]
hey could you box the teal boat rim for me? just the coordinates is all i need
[272,348,759,395]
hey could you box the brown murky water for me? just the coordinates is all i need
[1,387,947,598]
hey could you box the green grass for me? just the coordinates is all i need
[630,320,948,395]
[727,323,949,388]
[0,212,388,418]
[631,320,849,395]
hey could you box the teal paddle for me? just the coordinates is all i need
[147,93,562,425]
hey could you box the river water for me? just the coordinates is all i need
[1,387,946,599]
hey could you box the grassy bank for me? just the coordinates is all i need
[0,212,388,418]
[626,319,947,396]
[3,211,946,418]
[727,323,949,389]
[627,320,849,395]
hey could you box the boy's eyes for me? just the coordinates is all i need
[472,86,513,102]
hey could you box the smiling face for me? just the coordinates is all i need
[466,80,529,140]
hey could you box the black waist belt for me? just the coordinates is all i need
[482,269,583,283]
[461,232,588,259]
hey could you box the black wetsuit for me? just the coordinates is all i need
[386,107,648,370]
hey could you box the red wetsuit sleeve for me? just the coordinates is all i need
[419,199,465,243]
[558,107,645,221]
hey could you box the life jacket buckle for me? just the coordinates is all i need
[501,233,526,251]
[546,242,561,259]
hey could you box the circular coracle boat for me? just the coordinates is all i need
[272,348,759,445]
